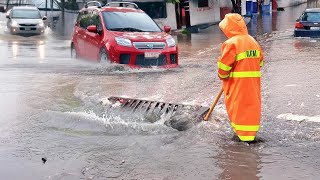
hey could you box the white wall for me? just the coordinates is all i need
[154,3,177,30]
[117,0,177,30]
[189,0,221,26]
[219,0,233,8]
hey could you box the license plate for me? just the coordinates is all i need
[145,52,160,59]
[310,27,320,30]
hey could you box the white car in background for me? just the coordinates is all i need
[6,6,47,35]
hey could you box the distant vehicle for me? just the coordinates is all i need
[294,8,320,37]
[6,6,47,35]
[1,0,61,20]
[71,1,178,68]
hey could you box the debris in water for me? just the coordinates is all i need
[42,157,47,164]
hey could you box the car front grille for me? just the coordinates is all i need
[135,54,166,66]
[19,24,37,26]
[133,42,166,50]
[19,27,37,31]
[170,54,177,64]
[120,54,130,64]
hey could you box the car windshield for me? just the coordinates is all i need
[102,11,161,32]
[301,12,320,22]
[12,9,41,19]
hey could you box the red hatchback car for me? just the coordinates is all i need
[71,1,178,67]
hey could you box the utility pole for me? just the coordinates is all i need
[6,0,9,11]
[51,0,53,28]
[45,0,48,16]
[61,0,65,35]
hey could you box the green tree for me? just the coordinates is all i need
[166,0,180,4]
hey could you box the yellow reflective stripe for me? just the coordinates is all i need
[229,71,261,78]
[218,73,229,79]
[218,61,232,71]
[231,122,260,131]
[260,60,264,67]
[238,136,255,142]
[236,50,261,61]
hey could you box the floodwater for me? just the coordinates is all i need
[1,2,320,179]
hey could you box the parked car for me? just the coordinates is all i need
[6,6,47,35]
[294,8,320,37]
[71,1,178,68]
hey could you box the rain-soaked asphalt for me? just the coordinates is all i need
[1,2,320,180]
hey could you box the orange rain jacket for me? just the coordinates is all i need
[218,14,264,142]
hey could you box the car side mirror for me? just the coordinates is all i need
[6,14,9,19]
[87,25,97,33]
[43,16,47,20]
[164,26,171,33]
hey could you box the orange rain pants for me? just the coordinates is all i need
[217,14,264,142]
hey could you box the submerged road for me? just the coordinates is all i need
[0,3,320,179]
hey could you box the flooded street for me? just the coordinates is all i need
[1,2,320,179]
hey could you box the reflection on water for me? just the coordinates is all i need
[11,42,18,59]
[217,143,261,180]
[38,43,45,61]
[246,3,307,37]
[7,41,47,60]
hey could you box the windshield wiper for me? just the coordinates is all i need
[109,27,145,32]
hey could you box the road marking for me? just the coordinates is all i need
[277,113,320,123]
[285,84,297,87]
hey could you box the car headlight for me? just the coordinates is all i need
[11,20,18,27]
[166,37,176,47]
[38,20,44,27]
[115,37,132,47]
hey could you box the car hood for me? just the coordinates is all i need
[112,31,171,41]
[11,18,41,24]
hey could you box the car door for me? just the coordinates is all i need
[75,11,89,58]
[84,11,103,61]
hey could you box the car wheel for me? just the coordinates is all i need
[71,45,78,59]
[99,48,111,64]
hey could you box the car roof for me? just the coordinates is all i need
[12,6,39,10]
[80,6,144,13]
[305,8,320,13]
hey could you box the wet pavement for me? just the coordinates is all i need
[1,2,320,179]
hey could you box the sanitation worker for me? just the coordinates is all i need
[217,13,264,142]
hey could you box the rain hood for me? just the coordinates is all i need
[219,13,248,38]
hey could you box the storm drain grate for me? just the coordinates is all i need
[108,96,210,122]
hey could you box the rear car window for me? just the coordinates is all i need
[102,11,161,32]
[302,12,320,22]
